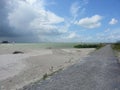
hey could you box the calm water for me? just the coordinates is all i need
[0,43,81,49]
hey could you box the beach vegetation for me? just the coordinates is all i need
[112,41,120,51]
[73,43,104,49]
[42,73,48,80]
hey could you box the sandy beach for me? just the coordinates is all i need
[0,44,95,90]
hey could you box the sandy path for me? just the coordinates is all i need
[0,48,95,90]
[23,45,120,90]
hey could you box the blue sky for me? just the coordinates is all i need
[0,0,120,42]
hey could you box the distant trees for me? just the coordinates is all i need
[74,44,104,49]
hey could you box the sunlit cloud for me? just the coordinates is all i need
[0,0,120,42]
[109,18,118,25]
[6,0,69,42]
[75,15,102,29]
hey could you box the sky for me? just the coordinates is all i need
[0,0,120,43]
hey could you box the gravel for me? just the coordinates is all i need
[21,45,120,90]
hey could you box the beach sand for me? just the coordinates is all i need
[0,44,95,90]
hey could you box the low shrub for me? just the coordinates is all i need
[74,44,104,49]
[112,43,120,51]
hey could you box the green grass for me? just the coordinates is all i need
[42,68,63,80]
[112,43,120,51]
[73,43,104,49]
[21,68,63,89]
[42,73,48,80]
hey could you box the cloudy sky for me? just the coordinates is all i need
[0,0,120,42]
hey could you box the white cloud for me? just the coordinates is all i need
[109,18,118,25]
[66,32,77,39]
[70,0,89,22]
[7,0,81,42]
[70,2,80,18]
[8,0,64,28]
[7,0,65,41]
[75,15,102,29]
[96,28,120,42]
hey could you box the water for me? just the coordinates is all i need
[0,43,80,49]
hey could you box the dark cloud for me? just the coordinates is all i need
[0,0,67,42]
[0,0,14,37]
[0,0,38,42]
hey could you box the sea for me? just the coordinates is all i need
[0,43,81,49]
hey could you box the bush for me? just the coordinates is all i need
[74,44,103,49]
[42,73,48,80]
[112,42,120,51]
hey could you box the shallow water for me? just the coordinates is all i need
[0,43,80,49]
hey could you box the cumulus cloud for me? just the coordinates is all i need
[0,0,71,42]
[75,15,102,29]
[0,0,17,38]
[109,18,118,25]
[8,0,64,32]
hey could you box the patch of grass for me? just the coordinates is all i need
[42,68,63,80]
[21,68,63,90]
[50,68,63,76]
[42,73,48,80]
[112,43,120,51]
[73,43,104,49]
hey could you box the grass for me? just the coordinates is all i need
[42,73,48,80]
[73,43,104,49]
[112,42,120,64]
[21,68,63,90]
[112,43,120,51]
[42,68,63,80]
[30,68,63,85]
